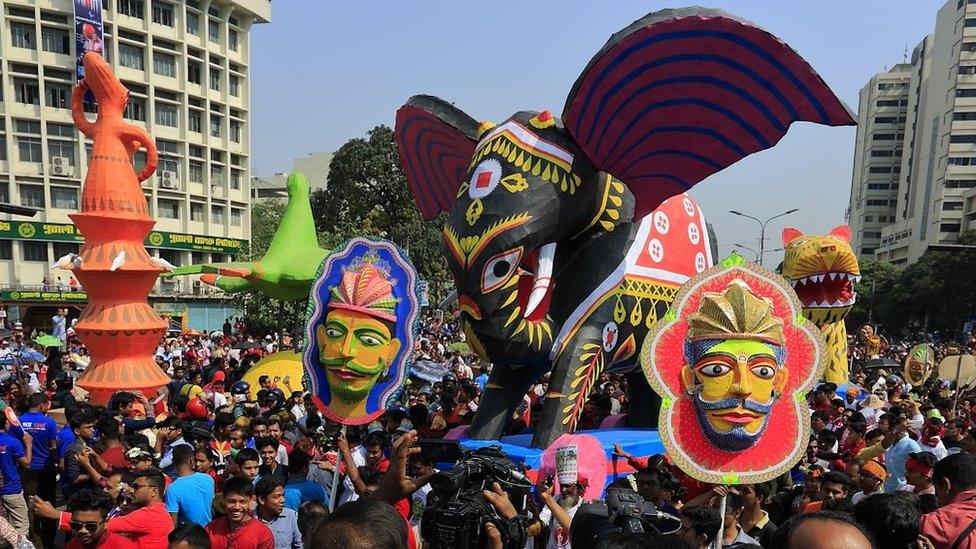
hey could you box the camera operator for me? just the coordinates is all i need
[538,475,585,549]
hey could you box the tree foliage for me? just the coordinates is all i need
[847,229,976,336]
[310,125,450,303]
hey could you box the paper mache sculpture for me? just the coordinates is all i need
[903,344,935,387]
[70,52,170,403]
[303,238,420,426]
[395,7,853,447]
[780,225,860,384]
[163,172,327,302]
[640,254,826,483]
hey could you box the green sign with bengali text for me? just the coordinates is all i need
[0,220,247,255]
[0,290,88,302]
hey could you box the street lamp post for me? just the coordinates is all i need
[733,243,759,261]
[729,208,799,266]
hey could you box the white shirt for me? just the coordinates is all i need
[212,392,228,409]
[338,445,367,505]
[539,498,581,549]
[290,404,305,420]
[919,439,949,461]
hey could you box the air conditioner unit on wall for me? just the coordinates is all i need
[159,171,181,189]
[50,157,75,177]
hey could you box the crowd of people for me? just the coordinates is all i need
[0,313,970,548]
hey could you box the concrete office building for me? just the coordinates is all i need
[251,150,333,202]
[850,0,976,264]
[847,64,912,259]
[0,0,270,330]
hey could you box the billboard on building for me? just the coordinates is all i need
[74,0,103,102]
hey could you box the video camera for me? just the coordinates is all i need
[421,445,532,549]
[569,487,680,548]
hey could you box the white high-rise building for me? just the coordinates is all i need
[0,0,270,330]
[848,64,912,259]
[850,0,976,265]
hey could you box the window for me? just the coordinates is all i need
[876,99,901,107]
[159,157,179,174]
[189,161,203,182]
[47,140,75,165]
[157,199,180,219]
[53,242,79,259]
[10,23,34,49]
[123,97,145,121]
[117,0,144,18]
[949,156,976,165]
[873,133,896,141]
[188,62,202,85]
[865,199,890,207]
[16,120,41,134]
[22,242,48,262]
[153,52,175,77]
[965,42,976,52]
[211,205,224,223]
[45,82,70,109]
[231,208,242,226]
[189,145,204,159]
[209,68,221,91]
[941,223,961,232]
[0,182,8,203]
[231,170,241,189]
[869,166,892,174]
[190,202,204,221]
[867,183,890,190]
[151,1,173,26]
[0,241,11,261]
[955,111,976,121]
[188,110,202,133]
[41,27,70,54]
[944,201,965,211]
[864,215,874,222]
[871,150,895,157]
[51,187,78,209]
[19,184,44,207]
[228,29,239,51]
[17,137,42,163]
[211,165,224,182]
[230,120,241,143]
[208,19,219,43]
[14,79,39,105]
[967,18,976,27]
[134,151,147,173]
[874,116,897,124]
[946,179,976,188]
[186,12,199,35]
[229,74,239,97]
[958,89,976,98]
[963,65,976,76]
[47,123,73,138]
[210,114,222,137]
[953,134,976,144]
[155,102,178,127]
[119,43,144,70]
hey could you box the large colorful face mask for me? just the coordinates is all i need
[642,255,825,483]
[903,344,935,386]
[303,238,419,426]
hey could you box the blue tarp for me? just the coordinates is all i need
[459,428,664,470]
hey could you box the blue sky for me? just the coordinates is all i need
[250,1,945,264]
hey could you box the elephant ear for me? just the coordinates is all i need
[395,95,478,220]
[562,7,855,219]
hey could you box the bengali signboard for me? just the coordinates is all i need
[0,220,247,255]
[0,291,88,303]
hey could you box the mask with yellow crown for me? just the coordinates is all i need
[303,238,421,426]
[640,254,826,484]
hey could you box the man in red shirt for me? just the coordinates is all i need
[206,476,275,549]
[107,468,175,547]
[64,489,136,549]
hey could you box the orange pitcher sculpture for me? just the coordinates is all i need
[70,52,170,403]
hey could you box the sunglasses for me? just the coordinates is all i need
[70,520,103,533]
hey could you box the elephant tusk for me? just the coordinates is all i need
[524,242,556,319]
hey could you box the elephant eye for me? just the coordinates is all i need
[481,248,522,293]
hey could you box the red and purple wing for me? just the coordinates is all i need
[395,95,478,220]
[563,7,855,219]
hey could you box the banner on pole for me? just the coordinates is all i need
[74,0,103,102]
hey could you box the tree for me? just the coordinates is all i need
[310,125,449,302]
[847,259,899,328]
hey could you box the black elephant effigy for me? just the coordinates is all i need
[395,7,854,448]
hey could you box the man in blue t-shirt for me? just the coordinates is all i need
[282,450,327,510]
[0,408,31,536]
[18,393,57,546]
[164,445,214,527]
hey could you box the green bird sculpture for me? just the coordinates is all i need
[162,172,327,302]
